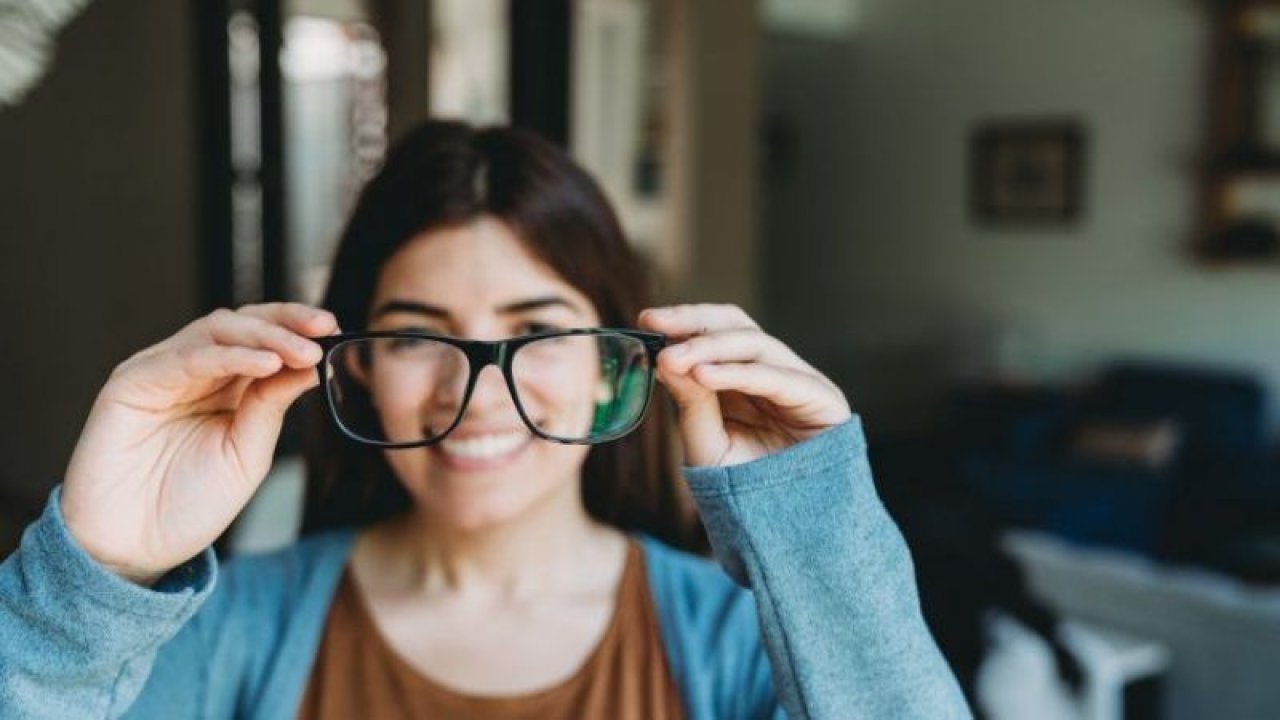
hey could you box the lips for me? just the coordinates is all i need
[437,430,530,460]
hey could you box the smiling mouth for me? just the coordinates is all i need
[436,429,531,460]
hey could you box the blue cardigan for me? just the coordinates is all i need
[0,417,969,719]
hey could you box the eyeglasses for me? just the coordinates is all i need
[313,328,666,448]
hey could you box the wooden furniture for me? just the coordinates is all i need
[1200,0,1280,261]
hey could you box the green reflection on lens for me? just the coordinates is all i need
[591,356,648,436]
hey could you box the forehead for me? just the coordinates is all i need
[373,218,592,312]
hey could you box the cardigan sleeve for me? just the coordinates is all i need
[683,416,971,719]
[0,486,217,719]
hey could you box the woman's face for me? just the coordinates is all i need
[362,217,601,530]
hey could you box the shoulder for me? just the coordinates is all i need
[203,530,357,620]
[637,537,763,659]
[638,536,776,715]
[149,531,358,713]
[640,536,758,634]
[639,536,753,612]
[181,531,357,672]
[222,530,356,581]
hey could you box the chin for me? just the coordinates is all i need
[423,484,545,532]
[389,449,588,533]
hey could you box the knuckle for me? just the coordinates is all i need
[762,333,787,352]
[692,363,722,381]
[682,335,706,352]
[237,302,283,322]
[174,344,202,364]
[732,306,759,326]
[207,307,235,326]
[108,357,137,381]
[271,323,302,344]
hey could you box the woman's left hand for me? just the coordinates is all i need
[638,304,852,468]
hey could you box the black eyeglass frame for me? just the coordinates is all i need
[312,328,668,449]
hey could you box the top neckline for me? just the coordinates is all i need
[335,538,643,706]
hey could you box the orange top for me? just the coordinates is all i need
[297,540,685,720]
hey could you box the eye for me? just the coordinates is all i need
[385,325,448,338]
[517,321,564,336]
[381,328,448,354]
[387,336,428,351]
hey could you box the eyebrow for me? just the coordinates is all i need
[371,295,583,320]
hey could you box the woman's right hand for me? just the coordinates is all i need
[60,303,338,586]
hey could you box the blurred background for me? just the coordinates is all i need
[4,0,1280,718]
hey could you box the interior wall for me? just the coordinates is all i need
[763,0,1280,434]
[0,0,199,498]
[680,0,761,313]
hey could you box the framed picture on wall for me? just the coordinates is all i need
[970,119,1086,224]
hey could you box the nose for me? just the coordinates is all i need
[458,363,517,417]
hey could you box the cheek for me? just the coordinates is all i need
[519,362,596,404]
[515,346,602,434]
[384,448,425,493]
[367,360,468,434]
[370,368,421,411]
[366,363,426,435]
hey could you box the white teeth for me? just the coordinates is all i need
[439,431,528,460]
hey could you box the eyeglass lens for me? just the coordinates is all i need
[322,332,654,446]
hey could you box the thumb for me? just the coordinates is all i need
[657,356,729,467]
[230,368,319,474]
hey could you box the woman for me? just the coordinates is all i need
[0,122,968,719]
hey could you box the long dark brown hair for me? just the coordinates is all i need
[300,120,703,552]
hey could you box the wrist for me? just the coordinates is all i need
[60,497,167,588]
[100,562,165,588]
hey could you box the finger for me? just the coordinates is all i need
[120,345,282,391]
[201,309,323,370]
[688,362,851,429]
[660,328,813,376]
[180,345,284,381]
[655,361,731,467]
[638,304,758,339]
[102,345,285,412]
[238,302,339,338]
[231,368,320,473]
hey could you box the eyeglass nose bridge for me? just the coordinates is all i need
[420,339,520,443]
[449,338,522,408]
[457,339,514,374]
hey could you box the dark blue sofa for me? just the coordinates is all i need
[954,361,1275,560]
